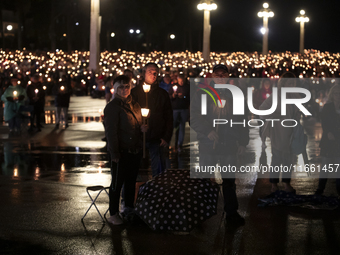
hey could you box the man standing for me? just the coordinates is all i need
[169,74,190,152]
[53,75,72,129]
[131,63,173,177]
[26,74,45,132]
[190,64,249,226]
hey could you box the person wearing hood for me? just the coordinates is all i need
[104,75,147,225]
[131,63,173,177]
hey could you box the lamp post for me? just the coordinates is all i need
[197,0,217,62]
[295,10,309,55]
[258,3,274,55]
[89,0,101,72]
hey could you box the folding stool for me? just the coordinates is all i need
[81,185,110,222]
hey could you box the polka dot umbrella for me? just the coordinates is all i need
[135,169,219,232]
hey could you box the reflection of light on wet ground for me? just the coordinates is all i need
[80,172,110,187]
[34,167,40,180]
[13,166,18,177]
[61,163,65,172]
[121,229,134,255]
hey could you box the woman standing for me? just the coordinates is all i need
[315,84,340,196]
[260,72,300,194]
[104,75,147,225]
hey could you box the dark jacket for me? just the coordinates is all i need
[26,82,45,111]
[320,102,340,157]
[131,82,173,144]
[190,88,249,155]
[169,83,190,110]
[104,96,143,160]
[53,81,72,108]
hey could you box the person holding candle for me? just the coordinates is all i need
[53,75,72,129]
[1,75,27,136]
[131,63,173,177]
[168,74,190,152]
[190,64,249,227]
[26,74,45,132]
[104,75,148,225]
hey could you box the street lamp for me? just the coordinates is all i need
[89,0,101,72]
[258,3,274,55]
[6,25,13,31]
[296,10,309,55]
[129,29,134,34]
[197,0,217,62]
[136,29,141,34]
[111,32,115,37]
[170,34,175,39]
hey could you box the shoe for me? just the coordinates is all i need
[107,213,123,225]
[55,124,59,129]
[225,212,245,227]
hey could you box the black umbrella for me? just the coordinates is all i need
[135,169,219,232]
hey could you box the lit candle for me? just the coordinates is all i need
[141,108,150,159]
[13,91,17,97]
[143,83,151,93]
[60,86,65,91]
[266,93,270,98]
[217,99,226,108]
[110,88,114,94]
[35,89,39,95]
[141,108,149,117]
[173,85,178,92]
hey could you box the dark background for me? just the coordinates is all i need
[0,0,339,53]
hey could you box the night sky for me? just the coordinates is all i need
[2,0,340,53]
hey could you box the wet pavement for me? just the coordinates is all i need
[0,96,340,255]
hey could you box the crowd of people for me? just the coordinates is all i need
[1,49,340,228]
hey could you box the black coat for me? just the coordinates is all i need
[53,82,72,108]
[131,82,173,144]
[26,82,45,112]
[320,102,340,157]
[104,96,143,160]
[168,83,190,110]
[190,88,249,155]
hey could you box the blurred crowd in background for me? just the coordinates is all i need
[1,49,339,120]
